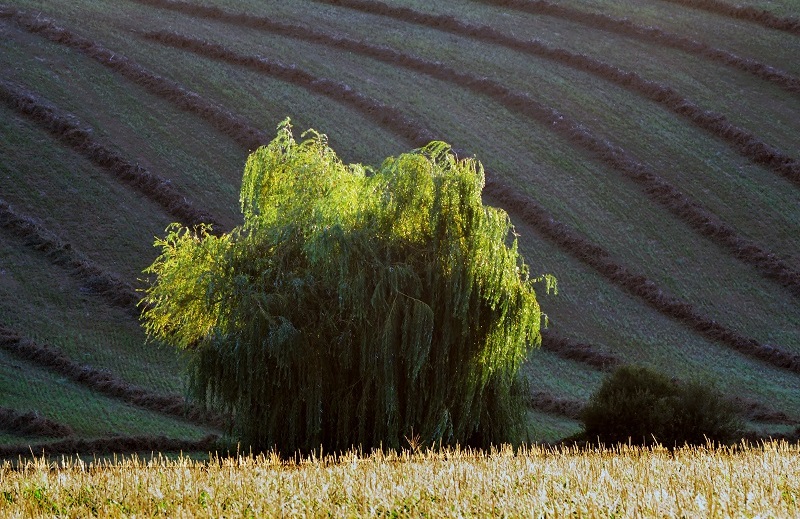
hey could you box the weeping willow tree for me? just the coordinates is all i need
[141,120,555,454]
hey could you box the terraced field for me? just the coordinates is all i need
[0,0,798,453]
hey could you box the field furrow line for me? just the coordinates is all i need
[0,199,139,313]
[313,0,800,186]
[732,397,800,425]
[540,331,620,371]
[0,434,218,458]
[0,6,268,152]
[0,80,221,232]
[0,6,644,382]
[474,0,800,94]
[140,27,800,299]
[0,327,225,429]
[0,407,74,438]
[529,392,585,420]
[659,0,800,35]
[139,32,800,375]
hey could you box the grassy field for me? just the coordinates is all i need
[2,442,799,516]
[0,0,798,456]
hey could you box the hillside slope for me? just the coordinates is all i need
[0,0,798,450]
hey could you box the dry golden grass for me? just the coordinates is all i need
[1,442,799,517]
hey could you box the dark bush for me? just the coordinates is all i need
[580,365,742,446]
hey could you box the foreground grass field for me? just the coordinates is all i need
[2,442,799,517]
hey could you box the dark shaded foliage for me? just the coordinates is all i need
[581,365,742,446]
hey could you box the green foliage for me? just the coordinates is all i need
[141,120,554,454]
[580,365,742,446]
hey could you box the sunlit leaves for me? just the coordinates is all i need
[140,120,552,453]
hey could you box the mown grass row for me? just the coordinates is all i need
[0,407,74,439]
[135,30,800,375]
[313,0,800,187]
[0,14,608,424]
[4,3,792,442]
[660,0,800,35]
[0,434,218,458]
[0,199,138,312]
[473,0,799,94]
[133,6,800,300]
[540,331,619,371]
[0,6,267,153]
[0,79,218,231]
[158,0,800,296]
[1,7,604,426]
[0,327,223,429]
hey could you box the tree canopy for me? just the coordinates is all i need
[141,120,554,453]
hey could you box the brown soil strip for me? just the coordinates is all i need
[529,391,585,420]
[732,396,799,425]
[475,0,800,94]
[140,32,800,376]
[0,434,218,458]
[660,0,800,36]
[0,199,139,312]
[312,0,800,186]
[540,331,621,371]
[0,79,221,232]
[0,327,225,429]
[142,29,800,300]
[0,407,74,438]
[0,7,267,152]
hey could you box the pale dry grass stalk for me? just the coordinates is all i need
[1,442,798,517]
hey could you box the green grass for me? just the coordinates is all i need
[0,0,798,448]
[547,0,800,75]
[0,350,210,440]
[0,234,187,394]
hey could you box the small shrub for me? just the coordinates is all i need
[581,365,742,446]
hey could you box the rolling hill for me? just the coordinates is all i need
[0,0,798,452]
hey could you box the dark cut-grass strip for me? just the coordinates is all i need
[474,0,800,94]
[133,9,800,300]
[659,0,800,36]
[1,5,634,381]
[0,79,222,232]
[0,434,218,458]
[312,0,800,186]
[0,327,225,429]
[540,331,620,371]
[130,0,800,299]
[528,392,585,420]
[0,6,268,152]
[0,407,74,438]
[0,199,139,313]
[139,31,800,375]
